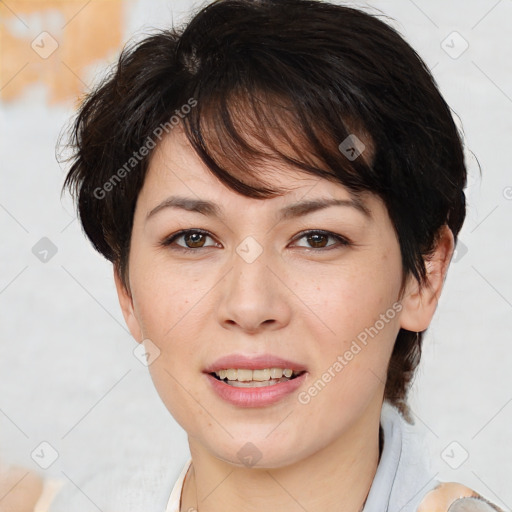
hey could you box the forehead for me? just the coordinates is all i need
[143,127,369,210]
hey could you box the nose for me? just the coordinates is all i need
[216,248,292,334]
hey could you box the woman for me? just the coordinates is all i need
[54,0,503,510]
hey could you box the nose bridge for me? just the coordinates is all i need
[216,236,290,332]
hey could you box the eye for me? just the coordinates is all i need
[160,229,220,252]
[159,228,351,253]
[290,230,351,250]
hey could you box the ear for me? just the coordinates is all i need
[399,225,455,332]
[113,265,144,343]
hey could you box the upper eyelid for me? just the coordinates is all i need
[291,229,348,240]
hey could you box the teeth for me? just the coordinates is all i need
[226,369,237,380]
[253,369,270,381]
[237,369,253,382]
[270,368,283,379]
[213,368,299,382]
[227,380,282,388]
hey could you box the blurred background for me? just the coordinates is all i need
[1,0,511,510]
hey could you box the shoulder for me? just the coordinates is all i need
[0,465,43,512]
[417,482,504,512]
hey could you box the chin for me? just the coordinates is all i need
[203,434,309,470]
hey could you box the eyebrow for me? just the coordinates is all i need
[146,194,371,222]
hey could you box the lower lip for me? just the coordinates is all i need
[204,372,307,408]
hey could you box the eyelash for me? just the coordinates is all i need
[159,229,352,253]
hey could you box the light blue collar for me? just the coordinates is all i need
[363,401,439,512]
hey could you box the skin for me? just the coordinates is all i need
[115,127,454,512]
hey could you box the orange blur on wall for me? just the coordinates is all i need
[0,0,123,104]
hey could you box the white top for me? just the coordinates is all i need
[165,457,192,512]
[164,401,440,512]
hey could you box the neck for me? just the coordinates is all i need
[180,402,383,512]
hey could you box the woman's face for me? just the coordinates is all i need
[116,128,421,468]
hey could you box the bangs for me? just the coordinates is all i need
[181,76,375,200]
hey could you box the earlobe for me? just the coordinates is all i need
[398,225,455,332]
[113,265,144,343]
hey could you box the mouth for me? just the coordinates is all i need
[209,368,307,388]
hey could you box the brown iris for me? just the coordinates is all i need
[306,233,329,248]
[184,232,207,248]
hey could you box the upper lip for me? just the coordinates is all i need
[203,354,308,373]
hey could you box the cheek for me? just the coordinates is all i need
[294,271,400,432]
[292,250,402,338]
[289,249,403,407]
[130,254,217,342]
[129,261,216,431]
